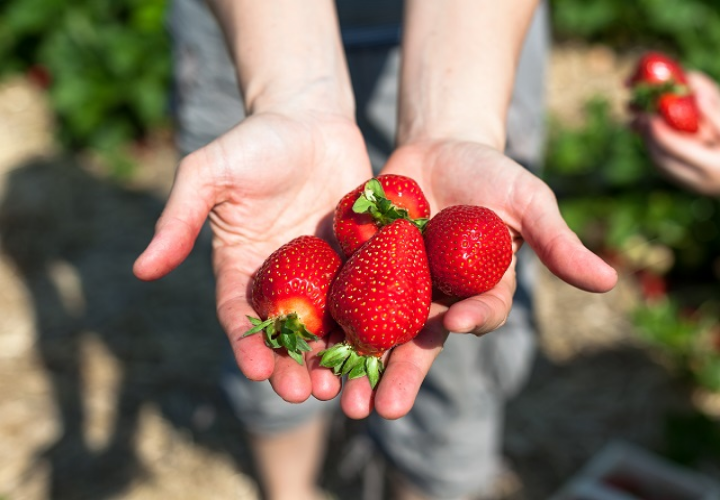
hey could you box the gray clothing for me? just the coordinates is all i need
[168,1,548,498]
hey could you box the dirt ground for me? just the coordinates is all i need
[0,44,713,500]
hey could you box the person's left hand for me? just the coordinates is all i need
[134,109,373,405]
[338,139,619,420]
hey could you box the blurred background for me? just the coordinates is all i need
[0,0,719,499]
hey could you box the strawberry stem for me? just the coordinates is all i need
[318,342,383,389]
[631,81,689,112]
[352,178,427,233]
[244,313,318,365]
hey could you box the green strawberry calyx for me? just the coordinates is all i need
[318,342,384,389]
[244,313,319,365]
[353,178,428,232]
[631,81,690,112]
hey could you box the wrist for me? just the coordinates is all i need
[396,0,537,152]
[397,114,506,152]
[208,0,355,119]
[245,74,355,119]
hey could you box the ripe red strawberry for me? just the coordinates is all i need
[628,51,687,87]
[333,174,430,257]
[627,52,700,133]
[26,65,53,90]
[320,219,432,388]
[423,205,512,299]
[657,93,700,133]
[636,270,667,303]
[628,52,692,114]
[245,235,342,364]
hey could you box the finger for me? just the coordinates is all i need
[340,376,375,420]
[231,325,277,381]
[520,185,618,293]
[373,310,449,420]
[216,258,276,381]
[442,263,516,335]
[134,150,216,281]
[646,140,720,195]
[649,116,716,158]
[308,331,344,401]
[646,139,699,182]
[649,118,720,177]
[269,351,313,404]
[697,96,720,139]
[340,347,392,419]
[688,72,720,112]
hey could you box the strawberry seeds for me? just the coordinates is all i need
[245,175,513,388]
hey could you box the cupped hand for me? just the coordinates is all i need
[134,110,373,403]
[636,71,720,196]
[339,139,619,420]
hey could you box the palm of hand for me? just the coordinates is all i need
[205,112,372,275]
[341,141,533,419]
[135,111,373,397]
[385,141,534,237]
[384,140,616,294]
[342,140,618,421]
[386,141,531,329]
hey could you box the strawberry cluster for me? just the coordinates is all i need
[245,175,512,388]
[628,51,699,133]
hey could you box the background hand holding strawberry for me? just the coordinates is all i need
[628,51,700,133]
[634,71,720,196]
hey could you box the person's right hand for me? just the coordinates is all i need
[337,139,619,420]
[636,71,720,196]
[133,109,373,403]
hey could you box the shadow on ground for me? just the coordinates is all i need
[0,156,249,499]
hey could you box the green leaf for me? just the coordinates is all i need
[287,350,304,365]
[352,196,375,214]
[265,333,282,349]
[279,332,297,352]
[300,329,319,342]
[319,343,353,371]
[364,178,385,201]
[341,351,361,376]
[384,204,408,221]
[244,316,271,336]
[366,357,382,389]
[413,218,429,232]
[296,337,312,353]
[348,362,367,379]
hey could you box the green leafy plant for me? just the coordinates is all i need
[0,0,170,160]
[544,96,720,397]
[664,410,720,468]
[550,0,720,81]
[545,97,720,271]
[634,299,720,391]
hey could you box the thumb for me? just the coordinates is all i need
[134,151,216,281]
[522,189,618,293]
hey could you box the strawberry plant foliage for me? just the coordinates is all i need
[0,0,170,163]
